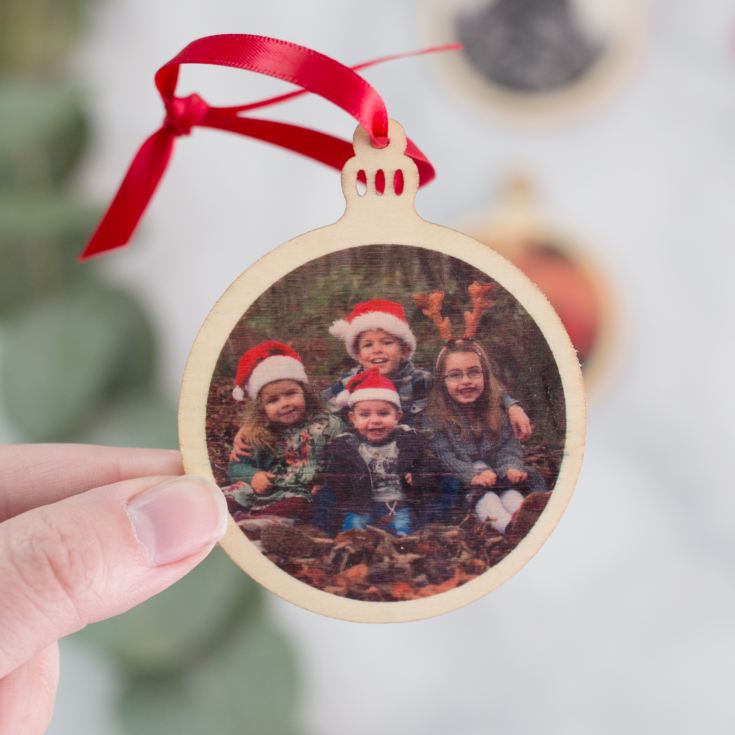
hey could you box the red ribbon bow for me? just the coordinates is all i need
[80,34,460,261]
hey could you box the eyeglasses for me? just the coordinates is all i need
[444,367,483,383]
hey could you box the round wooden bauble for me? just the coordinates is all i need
[425,0,647,124]
[179,121,585,623]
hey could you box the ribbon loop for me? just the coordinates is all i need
[80,35,460,260]
[164,93,210,136]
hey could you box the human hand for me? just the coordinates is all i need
[229,426,253,461]
[470,469,497,487]
[508,404,533,441]
[404,473,413,485]
[310,484,322,496]
[251,471,275,494]
[0,444,227,735]
[506,468,528,483]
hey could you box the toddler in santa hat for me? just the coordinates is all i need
[319,368,440,536]
[225,341,343,521]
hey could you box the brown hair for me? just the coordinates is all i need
[426,339,505,438]
[236,380,323,451]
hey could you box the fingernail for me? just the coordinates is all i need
[127,476,228,566]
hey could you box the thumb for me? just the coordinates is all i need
[0,474,227,679]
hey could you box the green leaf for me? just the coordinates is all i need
[80,548,261,676]
[0,1,89,74]
[0,79,88,190]
[76,389,178,449]
[1,284,155,440]
[0,194,99,315]
[119,612,299,735]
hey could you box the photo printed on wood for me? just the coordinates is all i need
[204,244,566,604]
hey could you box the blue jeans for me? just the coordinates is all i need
[341,505,413,536]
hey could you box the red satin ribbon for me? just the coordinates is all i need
[81,34,460,260]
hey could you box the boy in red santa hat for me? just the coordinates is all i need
[319,368,440,536]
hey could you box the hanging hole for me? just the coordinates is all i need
[356,170,367,196]
[375,169,385,195]
[393,170,404,196]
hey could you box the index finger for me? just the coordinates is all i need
[0,444,183,521]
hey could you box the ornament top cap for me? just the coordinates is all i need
[340,119,420,210]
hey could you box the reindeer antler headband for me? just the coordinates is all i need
[413,281,496,342]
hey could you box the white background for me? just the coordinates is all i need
[41,1,735,733]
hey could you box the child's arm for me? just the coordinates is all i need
[501,393,533,441]
[493,418,527,479]
[229,425,253,461]
[320,370,359,414]
[227,448,267,485]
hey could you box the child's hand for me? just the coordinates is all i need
[508,404,533,441]
[229,426,254,461]
[404,473,413,485]
[506,468,528,483]
[251,471,275,494]
[471,469,497,487]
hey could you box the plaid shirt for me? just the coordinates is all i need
[321,360,433,428]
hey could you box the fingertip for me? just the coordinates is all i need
[126,475,227,567]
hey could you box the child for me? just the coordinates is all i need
[426,339,547,533]
[323,299,432,427]
[321,368,439,536]
[324,298,533,438]
[226,341,343,522]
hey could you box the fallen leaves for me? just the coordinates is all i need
[238,492,550,602]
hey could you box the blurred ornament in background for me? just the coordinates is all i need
[427,0,647,122]
[466,174,619,395]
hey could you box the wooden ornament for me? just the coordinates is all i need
[179,121,585,622]
[426,0,647,123]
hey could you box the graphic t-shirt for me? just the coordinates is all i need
[358,440,405,503]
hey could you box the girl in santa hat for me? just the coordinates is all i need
[225,341,343,521]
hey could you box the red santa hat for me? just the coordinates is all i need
[329,299,416,360]
[232,341,308,401]
[346,368,401,409]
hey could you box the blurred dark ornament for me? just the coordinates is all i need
[456,0,605,93]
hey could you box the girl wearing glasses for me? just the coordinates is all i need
[426,339,547,532]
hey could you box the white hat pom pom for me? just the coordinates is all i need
[232,385,245,401]
[333,388,350,408]
[329,319,349,339]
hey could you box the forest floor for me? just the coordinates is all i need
[234,491,550,601]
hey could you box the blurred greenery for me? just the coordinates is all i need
[120,614,299,735]
[0,194,99,314]
[0,80,89,191]
[81,548,261,674]
[0,1,300,732]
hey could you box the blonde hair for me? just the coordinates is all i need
[235,381,322,451]
[426,339,504,438]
